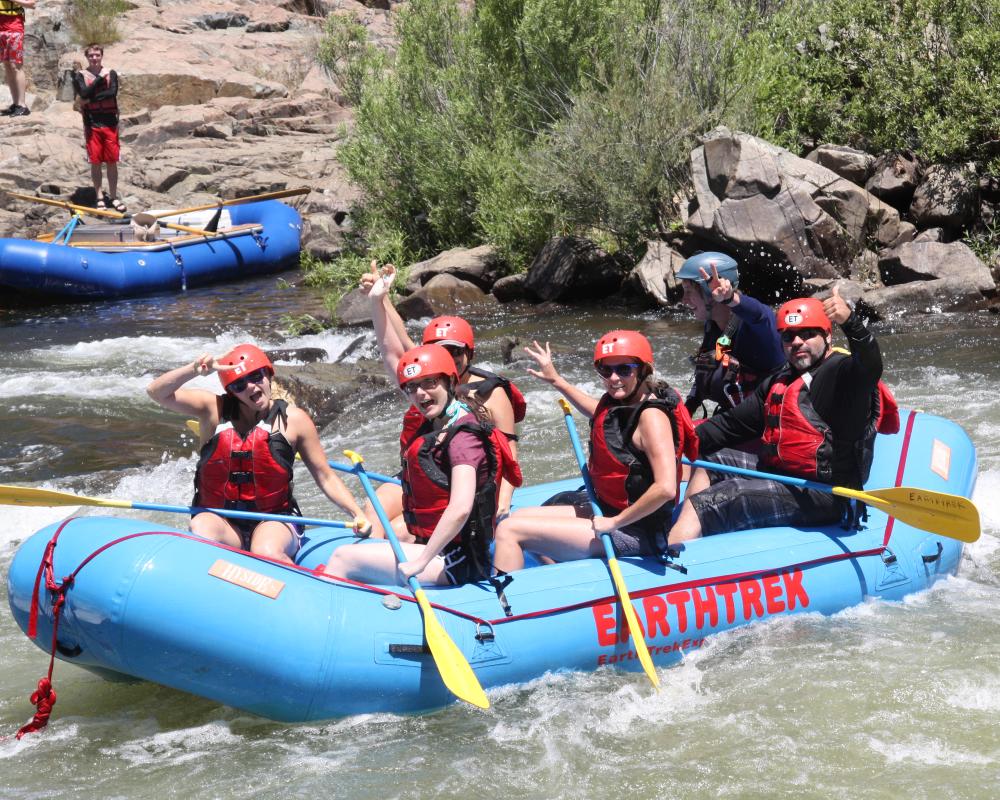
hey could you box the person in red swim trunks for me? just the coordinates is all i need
[147,344,371,563]
[72,44,126,212]
[0,0,35,117]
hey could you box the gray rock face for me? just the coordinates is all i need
[865,151,920,206]
[879,241,994,292]
[909,164,979,230]
[402,246,503,294]
[621,240,685,306]
[524,236,629,302]
[686,128,902,283]
[274,360,394,426]
[805,144,874,185]
[396,274,497,319]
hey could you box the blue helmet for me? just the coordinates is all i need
[676,252,739,299]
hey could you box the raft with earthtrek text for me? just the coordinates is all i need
[0,199,301,299]
[6,409,977,721]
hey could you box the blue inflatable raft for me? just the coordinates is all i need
[6,410,976,721]
[0,199,301,299]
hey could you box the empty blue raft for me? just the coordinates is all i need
[6,410,976,721]
[0,199,301,299]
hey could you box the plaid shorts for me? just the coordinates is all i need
[688,448,845,536]
[0,29,24,66]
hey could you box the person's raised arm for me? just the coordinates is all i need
[146,354,220,425]
[365,262,410,388]
[825,284,882,382]
[525,340,599,418]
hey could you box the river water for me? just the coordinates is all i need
[1,275,998,799]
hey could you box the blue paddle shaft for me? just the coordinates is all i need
[349,460,421,594]
[684,458,830,494]
[329,460,400,486]
[130,501,351,529]
[560,411,617,561]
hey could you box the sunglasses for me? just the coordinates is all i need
[229,368,269,393]
[595,362,640,379]
[780,328,825,344]
[403,376,444,395]
[440,344,467,357]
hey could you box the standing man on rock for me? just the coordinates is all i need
[72,43,126,211]
[0,0,35,117]
[668,286,898,545]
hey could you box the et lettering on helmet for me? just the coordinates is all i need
[600,343,616,355]
[433,327,448,339]
[783,312,803,326]
[402,363,423,379]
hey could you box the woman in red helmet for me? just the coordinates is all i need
[324,344,521,585]
[492,331,696,572]
[147,344,369,563]
[359,262,525,540]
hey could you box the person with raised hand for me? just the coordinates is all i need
[669,285,899,545]
[324,344,521,585]
[676,252,784,418]
[359,261,525,540]
[146,344,370,563]
[492,331,697,572]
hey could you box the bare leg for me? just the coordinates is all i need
[364,482,415,542]
[106,162,119,200]
[324,540,447,585]
[249,521,298,564]
[190,511,243,548]
[666,499,703,545]
[90,163,103,200]
[493,505,602,573]
[684,467,711,498]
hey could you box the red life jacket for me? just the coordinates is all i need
[759,354,899,487]
[398,367,526,455]
[79,70,119,117]
[194,399,296,513]
[401,413,522,578]
[588,385,698,529]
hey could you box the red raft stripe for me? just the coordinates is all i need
[883,409,918,547]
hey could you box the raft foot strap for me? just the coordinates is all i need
[489,571,514,618]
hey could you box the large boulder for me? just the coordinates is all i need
[621,240,685,306]
[909,163,979,230]
[865,151,920,207]
[862,277,991,316]
[686,128,903,286]
[402,245,504,293]
[878,240,995,293]
[523,236,629,302]
[805,144,874,185]
[396,274,497,319]
[274,360,393,426]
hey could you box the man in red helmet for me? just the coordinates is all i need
[668,285,892,543]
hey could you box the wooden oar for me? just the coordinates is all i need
[184,420,402,485]
[683,458,980,543]
[6,190,125,221]
[144,187,310,221]
[130,211,231,239]
[0,484,355,530]
[558,399,660,690]
[343,449,489,710]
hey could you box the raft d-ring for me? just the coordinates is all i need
[920,540,943,564]
[475,621,495,643]
[881,547,898,566]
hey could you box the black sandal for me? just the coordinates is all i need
[109,197,127,213]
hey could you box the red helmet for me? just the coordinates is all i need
[217,344,274,390]
[593,330,654,368]
[422,316,475,352]
[396,344,459,388]
[776,298,831,333]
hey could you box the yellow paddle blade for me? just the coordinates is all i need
[413,589,490,710]
[836,485,981,543]
[607,557,660,690]
[0,484,131,509]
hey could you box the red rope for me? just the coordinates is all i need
[882,409,918,547]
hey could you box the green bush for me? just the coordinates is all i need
[66,0,130,46]
[308,0,1000,297]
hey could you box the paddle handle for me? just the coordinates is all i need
[684,457,829,493]
[343,451,409,566]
